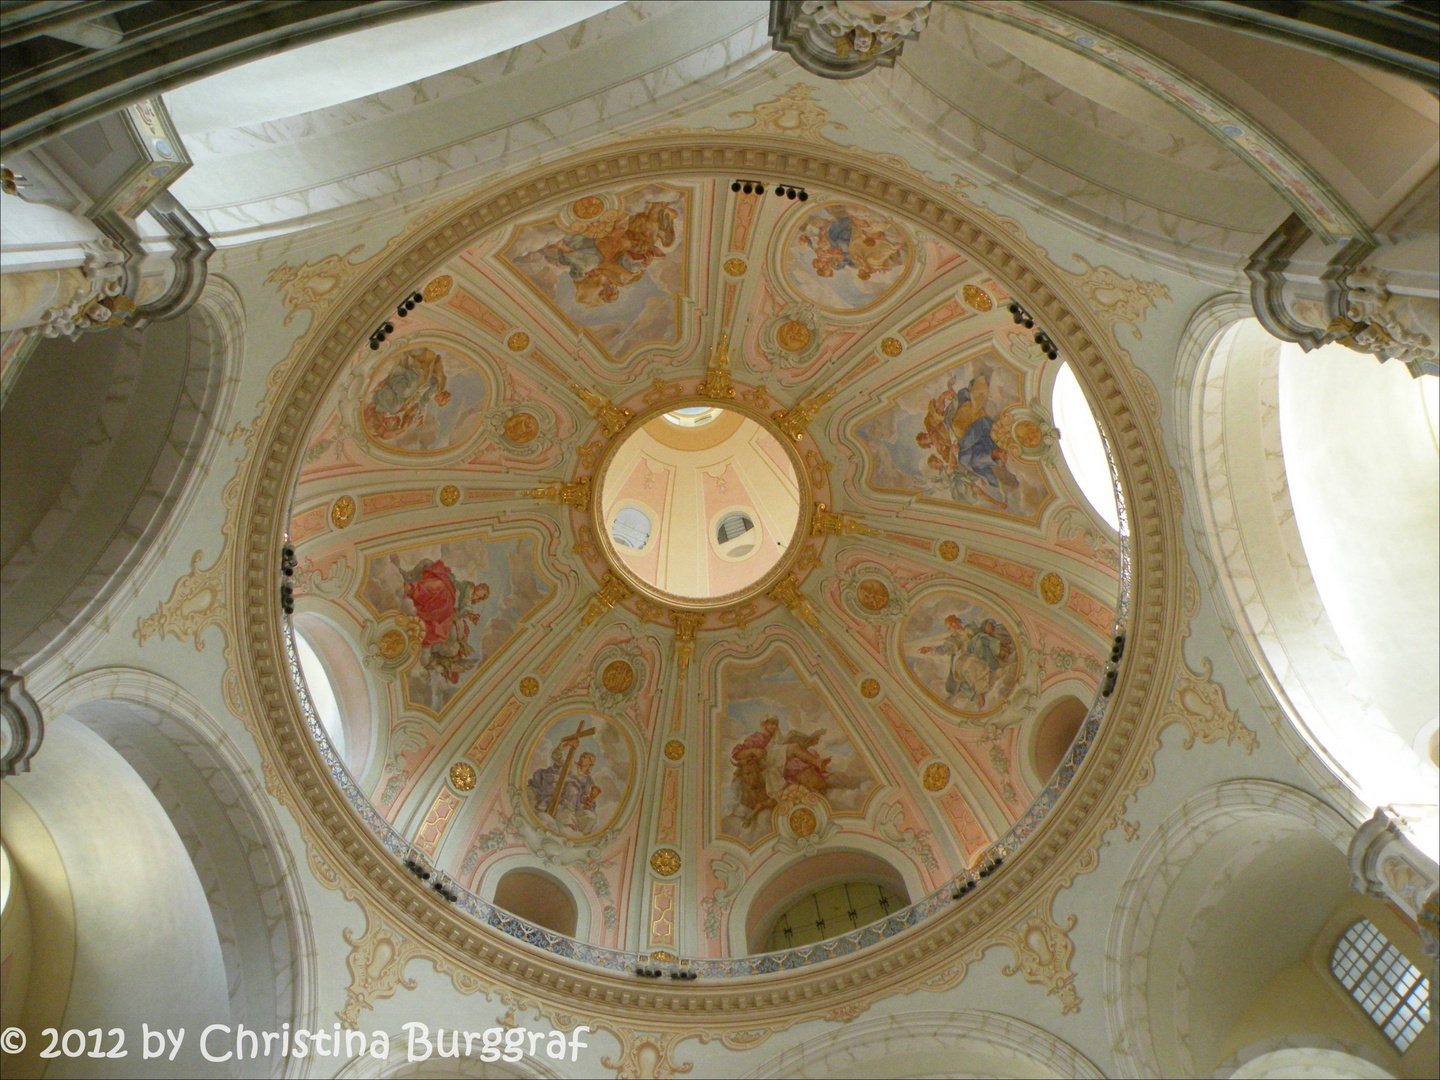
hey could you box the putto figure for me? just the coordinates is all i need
[540,201,679,308]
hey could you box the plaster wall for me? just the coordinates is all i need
[3,719,231,1079]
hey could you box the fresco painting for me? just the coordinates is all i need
[718,650,876,844]
[856,356,1050,519]
[901,591,1020,717]
[360,345,488,454]
[522,714,631,839]
[362,535,552,713]
[502,185,687,358]
[782,202,911,312]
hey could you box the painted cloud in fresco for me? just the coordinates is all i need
[856,354,1051,520]
[362,535,552,714]
[502,185,687,360]
[718,648,876,846]
[781,201,911,313]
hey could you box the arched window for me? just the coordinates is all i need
[1330,919,1431,1051]
[295,630,346,762]
[1051,362,1119,530]
[611,506,652,550]
[764,880,904,951]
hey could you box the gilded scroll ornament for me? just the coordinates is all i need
[697,334,737,400]
[773,386,836,441]
[812,501,875,537]
[570,383,632,437]
[581,574,632,626]
[522,477,590,512]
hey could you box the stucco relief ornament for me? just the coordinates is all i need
[360,617,419,675]
[697,334,737,400]
[522,476,590,512]
[592,644,644,713]
[774,386,837,441]
[570,382,632,437]
[482,404,555,457]
[1336,265,1439,377]
[775,786,835,854]
[36,238,131,339]
[840,566,906,623]
[770,1,932,80]
[759,302,825,368]
[1004,399,1061,465]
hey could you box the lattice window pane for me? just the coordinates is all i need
[1330,919,1432,1053]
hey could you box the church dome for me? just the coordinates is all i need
[282,168,1125,970]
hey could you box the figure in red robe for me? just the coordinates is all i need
[401,558,490,683]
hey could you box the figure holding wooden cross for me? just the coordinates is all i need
[526,717,601,835]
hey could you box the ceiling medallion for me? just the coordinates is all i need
[449,761,478,791]
[649,848,681,877]
[519,677,539,697]
[788,806,818,837]
[880,336,903,357]
[503,412,540,444]
[377,629,408,660]
[329,495,356,529]
[776,320,812,353]
[601,659,635,694]
[1039,572,1066,605]
[663,739,685,761]
[437,484,461,507]
[937,540,960,561]
[859,677,881,698]
[723,257,747,276]
[962,283,993,311]
[922,762,951,791]
[506,331,529,351]
[856,577,891,612]
[422,275,452,302]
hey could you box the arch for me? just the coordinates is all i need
[1218,1037,1397,1079]
[492,868,579,938]
[736,847,913,956]
[1031,695,1089,782]
[744,1009,1105,1079]
[1176,297,1436,821]
[294,607,377,781]
[1231,1046,1396,1079]
[2,716,231,1076]
[1105,779,1362,1078]
[37,667,318,1065]
[610,505,652,551]
[2,276,241,673]
[332,1033,562,1079]
[477,855,592,942]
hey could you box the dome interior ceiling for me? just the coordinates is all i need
[288,174,1123,958]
